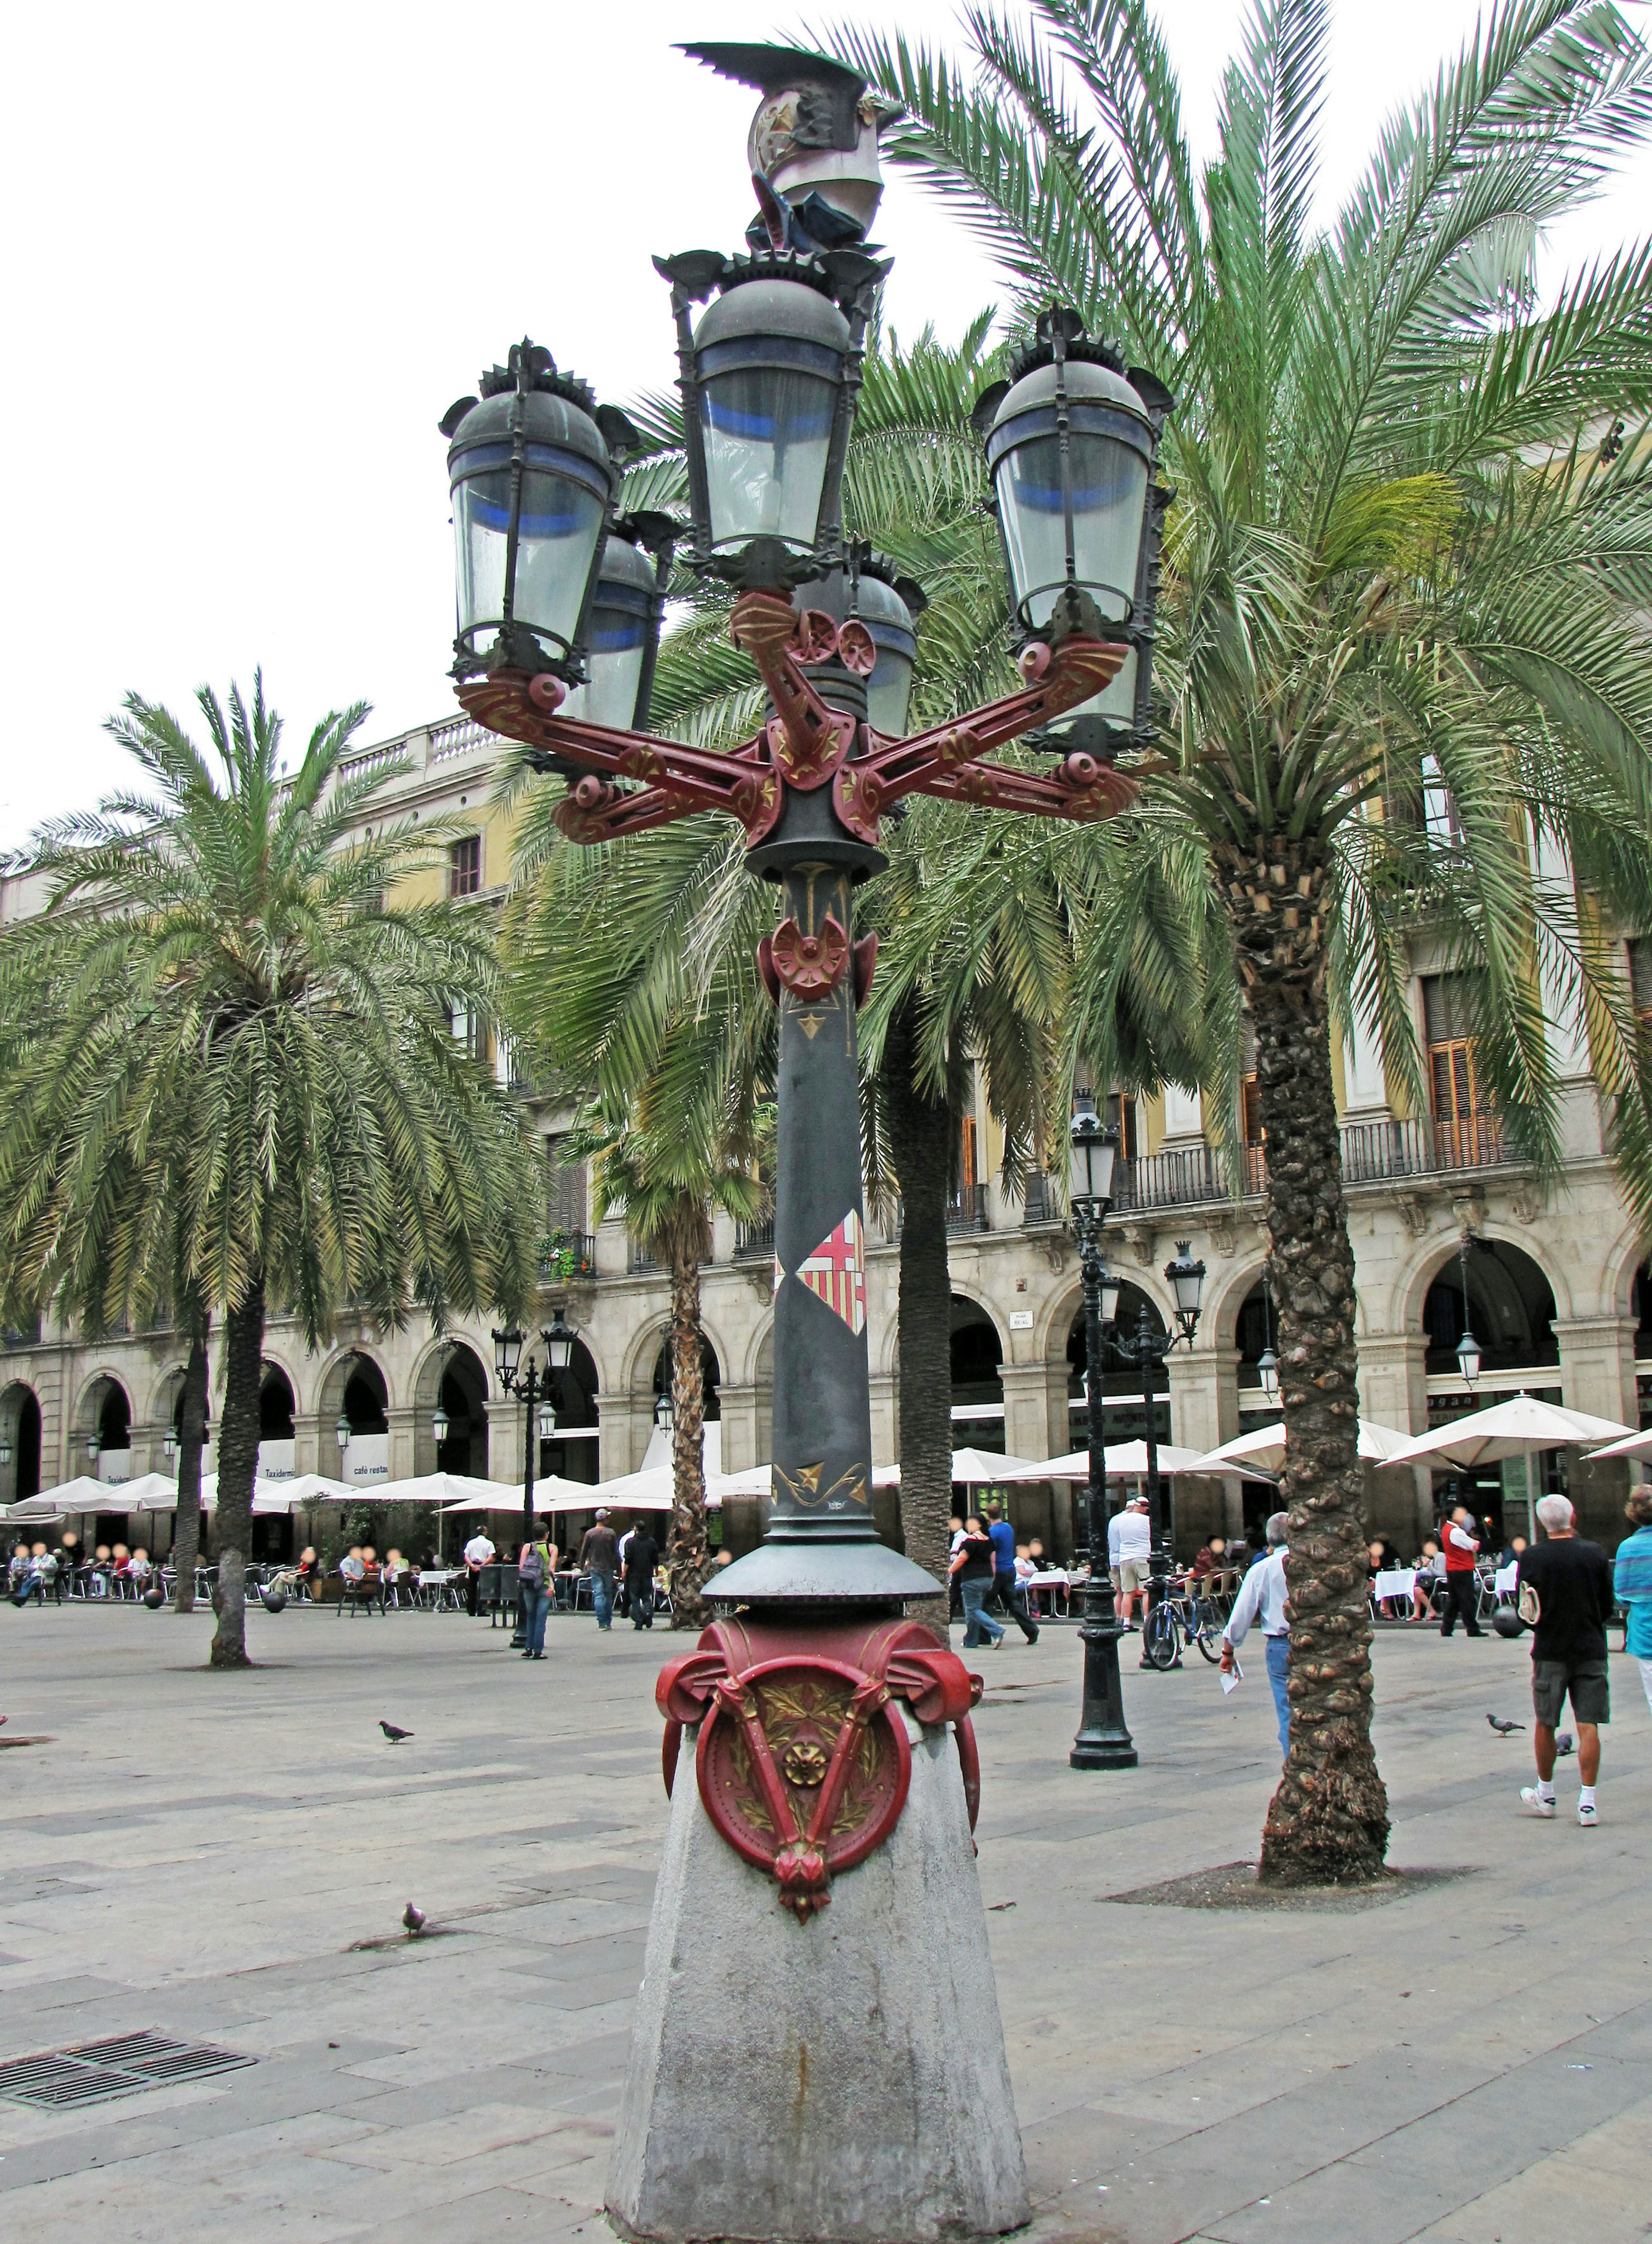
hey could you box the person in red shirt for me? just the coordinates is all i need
[1438,1504,1484,1638]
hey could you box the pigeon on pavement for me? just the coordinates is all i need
[1555,1731,1575,1756]
[379,1720,414,1743]
[402,1902,427,1937]
[1486,1714,1526,1735]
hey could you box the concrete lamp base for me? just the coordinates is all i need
[607,1707,1031,2244]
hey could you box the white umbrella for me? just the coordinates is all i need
[1584,1423,1652,1462]
[1384,1395,1633,1470]
[709,1461,902,1498]
[1187,1418,1415,1476]
[997,1442,1210,1483]
[6,1475,108,1519]
[949,1446,1040,1486]
[1384,1394,1634,1543]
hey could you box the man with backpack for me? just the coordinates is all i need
[518,1530,558,1661]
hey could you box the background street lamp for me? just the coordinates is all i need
[1106,1241,1207,1670]
[1455,1234,1482,1388]
[1066,1093,1134,1770]
[492,1323,571,1539]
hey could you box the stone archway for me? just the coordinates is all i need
[1417,1235,1562,1546]
[415,1342,490,1478]
[1,1380,42,1503]
[950,1295,1004,1451]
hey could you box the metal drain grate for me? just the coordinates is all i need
[0,2032,253,2108]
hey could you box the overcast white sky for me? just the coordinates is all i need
[3,0,1647,841]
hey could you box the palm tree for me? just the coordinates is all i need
[561,1094,767,1630]
[833,0,1652,1880]
[0,679,536,1665]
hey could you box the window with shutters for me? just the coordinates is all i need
[1421,753,1462,847]
[960,1114,977,1191]
[545,1140,588,1235]
[1422,974,1497,1164]
[1104,1093,1138,1159]
[1629,938,1652,1037]
[449,835,481,897]
[450,1003,483,1063]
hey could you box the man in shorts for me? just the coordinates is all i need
[1516,1493,1615,1827]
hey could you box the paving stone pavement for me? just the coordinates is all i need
[1,1602,1648,2243]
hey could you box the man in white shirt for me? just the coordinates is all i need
[1221,1510,1292,1761]
[463,1529,495,1617]
[1114,1497,1152,1628]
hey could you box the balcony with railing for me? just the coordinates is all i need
[734,1216,776,1261]
[538,1232,596,1285]
[1104,1115,1521,1217]
[946,1183,989,1234]
[1020,1170,1060,1226]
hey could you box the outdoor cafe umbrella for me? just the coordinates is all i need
[1384,1394,1634,1543]
[949,1446,1040,1488]
[3,1474,116,1521]
[1187,1418,1415,1477]
[1584,1423,1652,1470]
[999,1441,1211,1483]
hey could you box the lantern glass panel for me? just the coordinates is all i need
[700,356,838,552]
[1099,1272,1122,1324]
[865,645,915,737]
[561,588,650,729]
[996,432,1148,630]
[453,443,607,660]
[1048,645,1137,736]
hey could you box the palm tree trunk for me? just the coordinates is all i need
[884,1003,954,1636]
[170,1293,209,1616]
[1226,846,1390,1884]
[209,1279,264,1669]
[666,1253,710,1631]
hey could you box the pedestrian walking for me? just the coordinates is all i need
[1220,1510,1292,1761]
[1438,1505,1484,1636]
[517,1531,558,1660]
[624,1523,660,1629]
[462,1527,494,1617]
[983,1500,1038,1642]
[579,1509,620,1630]
[1517,1493,1615,1825]
[1611,1488,1652,1720]
[950,1516,1004,1649]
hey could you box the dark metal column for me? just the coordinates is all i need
[1069,1222,1136,1767]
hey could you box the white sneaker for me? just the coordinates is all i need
[1520,1787,1556,1819]
[1578,1800,1598,1827]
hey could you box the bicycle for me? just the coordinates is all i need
[1140,1576,1230,1669]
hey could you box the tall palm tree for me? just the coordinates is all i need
[833,0,1652,1880]
[0,679,536,1664]
[561,1091,767,1630]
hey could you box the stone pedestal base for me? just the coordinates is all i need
[607,1708,1030,2244]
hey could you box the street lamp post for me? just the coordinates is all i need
[443,42,1174,2244]
[1066,1095,1134,1769]
[1106,1242,1207,1670]
[493,1322,568,1648]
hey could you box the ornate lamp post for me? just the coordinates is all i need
[1066,1094,1134,1769]
[492,1323,567,1539]
[1106,1241,1207,1670]
[443,42,1173,2244]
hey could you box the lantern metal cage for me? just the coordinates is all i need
[442,340,640,685]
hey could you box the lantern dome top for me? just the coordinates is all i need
[795,547,927,630]
[690,272,856,359]
[593,531,661,598]
[439,339,639,482]
[981,353,1156,474]
[655,244,888,317]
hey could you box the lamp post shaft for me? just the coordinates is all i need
[521,1361,539,1540]
[1069,1213,1136,1769]
[1137,1313,1180,1666]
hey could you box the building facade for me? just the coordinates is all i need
[3,713,1647,1561]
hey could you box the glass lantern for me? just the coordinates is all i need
[1165,1241,1207,1339]
[793,550,926,737]
[443,341,632,681]
[559,529,670,732]
[493,1327,524,1385]
[1068,1090,1119,1207]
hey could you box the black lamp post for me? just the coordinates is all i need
[444,43,1176,2242]
[1105,1241,1207,1670]
[1066,1093,1134,1769]
[493,1324,567,1542]
[1455,1235,1482,1389]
